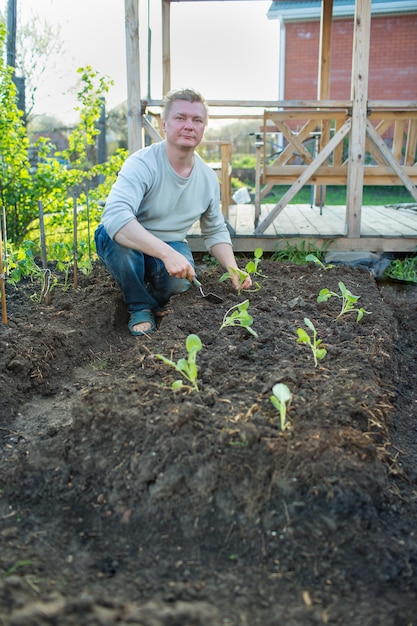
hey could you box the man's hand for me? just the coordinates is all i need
[228,268,252,291]
[210,242,253,291]
[163,249,195,280]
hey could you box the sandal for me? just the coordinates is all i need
[153,305,172,318]
[128,309,156,336]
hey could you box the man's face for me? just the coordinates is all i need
[163,100,207,150]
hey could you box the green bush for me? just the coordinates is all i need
[0,22,126,248]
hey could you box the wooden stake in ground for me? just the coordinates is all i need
[73,195,78,289]
[38,200,51,305]
[0,225,7,325]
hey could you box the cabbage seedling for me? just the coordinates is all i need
[317,281,371,322]
[220,299,258,337]
[305,253,333,270]
[219,248,265,293]
[270,383,292,431]
[245,247,266,277]
[155,334,202,391]
[297,317,327,367]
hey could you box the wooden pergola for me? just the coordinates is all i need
[123,0,417,249]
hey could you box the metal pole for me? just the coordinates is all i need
[6,0,17,68]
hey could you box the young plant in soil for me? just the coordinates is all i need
[244,247,266,277]
[220,300,258,337]
[305,253,334,270]
[317,281,371,322]
[296,317,327,367]
[6,241,43,287]
[270,383,292,431]
[52,242,74,290]
[219,248,265,293]
[6,241,57,303]
[155,334,202,392]
[384,256,417,283]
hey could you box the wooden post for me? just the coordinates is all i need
[1,206,8,277]
[124,0,143,153]
[220,142,232,219]
[346,0,371,238]
[73,196,78,290]
[315,0,333,207]
[161,0,171,96]
[254,136,263,227]
[38,200,51,305]
[0,218,7,324]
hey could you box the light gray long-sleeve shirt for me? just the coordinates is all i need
[101,141,232,251]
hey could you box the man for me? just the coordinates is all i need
[95,87,252,336]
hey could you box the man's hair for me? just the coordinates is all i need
[162,88,208,121]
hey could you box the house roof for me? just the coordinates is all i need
[267,0,417,21]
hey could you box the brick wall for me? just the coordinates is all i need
[284,14,417,100]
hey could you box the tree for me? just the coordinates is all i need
[0,20,33,241]
[0,21,126,244]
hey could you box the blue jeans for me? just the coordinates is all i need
[94,224,194,314]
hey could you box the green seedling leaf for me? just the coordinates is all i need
[155,334,203,391]
[270,383,292,431]
[306,253,334,270]
[296,328,310,343]
[220,300,258,337]
[317,282,371,322]
[245,247,267,278]
[219,267,251,294]
[297,317,327,367]
[2,560,32,578]
[220,249,266,293]
[317,287,336,303]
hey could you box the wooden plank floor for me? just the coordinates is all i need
[187,204,417,253]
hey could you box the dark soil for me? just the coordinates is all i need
[1,258,417,625]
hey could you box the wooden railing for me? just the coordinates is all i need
[261,102,417,185]
[254,100,417,233]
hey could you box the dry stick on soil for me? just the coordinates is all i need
[0,219,7,324]
[38,200,51,305]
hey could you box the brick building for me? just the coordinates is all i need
[267,0,417,100]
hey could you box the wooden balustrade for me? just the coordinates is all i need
[254,100,417,234]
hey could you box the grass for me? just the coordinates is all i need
[263,185,413,206]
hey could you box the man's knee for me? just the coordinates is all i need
[169,277,192,295]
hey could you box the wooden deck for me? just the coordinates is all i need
[187,203,417,253]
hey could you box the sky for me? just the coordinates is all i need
[1,0,280,124]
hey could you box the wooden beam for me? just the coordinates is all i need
[345,0,371,238]
[162,0,171,95]
[317,0,333,101]
[188,235,417,255]
[145,99,353,109]
[124,0,142,152]
[142,117,164,143]
[316,0,333,205]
